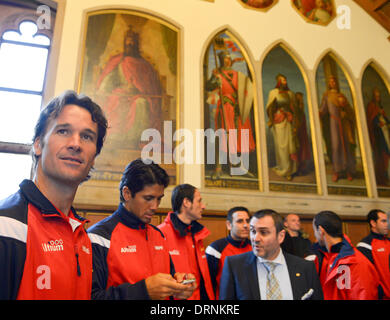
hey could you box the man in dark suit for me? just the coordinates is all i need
[219,209,323,300]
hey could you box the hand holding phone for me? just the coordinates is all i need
[182,278,196,285]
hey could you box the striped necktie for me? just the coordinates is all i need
[264,261,282,300]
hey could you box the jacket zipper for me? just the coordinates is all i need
[75,246,81,276]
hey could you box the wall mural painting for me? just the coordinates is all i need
[291,0,336,26]
[316,53,367,196]
[362,63,390,197]
[262,44,318,194]
[204,30,260,190]
[78,10,178,184]
[238,0,278,11]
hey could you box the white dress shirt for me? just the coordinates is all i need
[256,249,293,300]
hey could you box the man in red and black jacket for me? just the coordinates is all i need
[308,210,380,300]
[88,159,196,300]
[205,206,251,298]
[158,184,215,300]
[0,90,108,299]
[357,209,390,299]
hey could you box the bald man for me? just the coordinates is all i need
[281,214,312,258]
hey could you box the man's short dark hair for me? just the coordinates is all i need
[313,211,343,238]
[119,158,169,201]
[251,209,284,234]
[367,209,385,228]
[171,184,196,213]
[227,206,250,223]
[32,90,108,166]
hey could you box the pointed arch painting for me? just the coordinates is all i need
[362,62,390,197]
[78,9,179,184]
[203,29,261,190]
[316,53,367,196]
[262,43,318,193]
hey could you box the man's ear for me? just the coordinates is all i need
[278,229,286,245]
[318,225,325,237]
[121,186,132,202]
[33,137,42,158]
[226,220,232,231]
[182,197,192,209]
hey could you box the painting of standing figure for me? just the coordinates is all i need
[262,44,318,194]
[362,63,390,197]
[204,30,260,190]
[316,53,367,196]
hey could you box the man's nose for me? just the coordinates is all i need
[150,199,159,210]
[253,232,261,242]
[67,134,82,151]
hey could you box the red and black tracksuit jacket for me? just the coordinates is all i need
[0,179,92,300]
[357,232,390,299]
[205,234,251,298]
[87,203,173,299]
[309,236,380,300]
[158,212,215,300]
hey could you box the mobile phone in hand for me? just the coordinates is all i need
[182,279,196,285]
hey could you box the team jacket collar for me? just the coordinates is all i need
[227,234,250,248]
[328,237,355,270]
[370,231,390,241]
[168,211,204,237]
[115,202,147,230]
[19,179,85,222]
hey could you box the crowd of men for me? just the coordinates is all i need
[0,91,389,300]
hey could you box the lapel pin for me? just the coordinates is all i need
[296,273,301,277]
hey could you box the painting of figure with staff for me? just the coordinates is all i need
[204,30,259,189]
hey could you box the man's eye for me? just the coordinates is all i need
[57,129,68,135]
[82,133,93,141]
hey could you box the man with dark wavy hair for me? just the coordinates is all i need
[0,90,108,299]
[88,159,196,300]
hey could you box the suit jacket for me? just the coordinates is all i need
[219,250,323,300]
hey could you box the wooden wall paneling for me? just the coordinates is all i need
[80,208,371,250]
[84,212,111,229]
[199,216,229,249]
[299,220,316,244]
[343,221,370,246]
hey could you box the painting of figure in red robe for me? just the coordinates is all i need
[204,30,260,190]
[79,10,178,183]
[316,53,367,196]
[362,63,390,197]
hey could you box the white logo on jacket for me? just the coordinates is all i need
[121,245,137,253]
[41,239,64,252]
[82,245,90,254]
